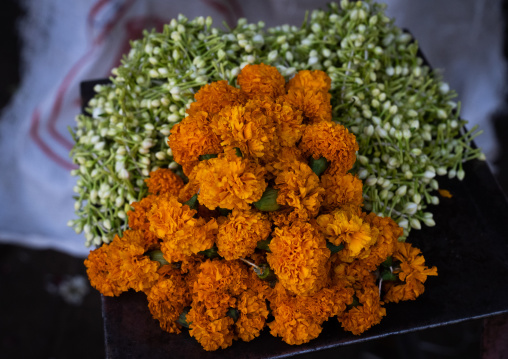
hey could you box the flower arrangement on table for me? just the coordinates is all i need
[84,64,437,351]
[71,0,483,352]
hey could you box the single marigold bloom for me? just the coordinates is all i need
[267,221,330,296]
[193,155,267,210]
[274,160,325,219]
[272,98,304,148]
[355,213,402,271]
[210,102,277,160]
[286,69,331,93]
[216,209,272,260]
[84,230,160,296]
[192,259,250,318]
[237,63,286,99]
[145,168,184,196]
[127,194,159,248]
[147,271,191,334]
[339,279,386,335]
[188,302,235,351]
[148,195,218,256]
[284,88,332,123]
[317,207,376,261]
[168,110,222,175]
[268,283,324,345]
[321,173,363,211]
[383,242,438,303]
[187,80,248,117]
[299,121,359,176]
[235,289,270,342]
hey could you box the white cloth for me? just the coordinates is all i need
[0,0,503,256]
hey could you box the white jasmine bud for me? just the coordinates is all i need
[268,50,278,62]
[364,125,374,136]
[422,217,436,227]
[424,170,436,179]
[403,202,418,215]
[118,169,130,179]
[398,219,409,229]
[308,57,319,66]
[457,169,465,180]
[115,196,124,207]
[365,176,377,186]
[431,196,440,205]
[439,82,450,94]
[437,109,447,119]
[358,155,369,165]
[410,218,421,230]
[168,114,180,122]
[358,168,369,179]
[396,185,407,197]
[168,161,179,170]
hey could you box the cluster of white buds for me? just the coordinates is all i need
[69,0,484,246]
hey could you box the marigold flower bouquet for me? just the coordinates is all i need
[73,0,484,353]
[84,64,437,351]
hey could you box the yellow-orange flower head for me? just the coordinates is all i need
[299,121,359,176]
[168,110,222,176]
[216,209,272,260]
[267,221,330,296]
[237,63,286,100]
[193,154,267,210]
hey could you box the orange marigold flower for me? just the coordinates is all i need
[317,206,376,261]
[267,221,330,296]
[339,279,386,335]
[84,230,160,296]
[274,160,325,219]
[299,121,359,176]
[127,194,159,248]
[193,155,267,210]
[168,110,222,175]
[321,173,363,211]
[145,168,184,196]
[187,80,247,117]
[237,63,285,100]
[235,289,270,342]
[355,213,402,271]
[286,69,331,93]
[272,98,304,148]
[383,242,438,303]
[147,271,191,334]
[188,302,235,351]
[192,259,250,317]
[216,209,272,260]
[147,195,218,256]
[268,283,324,345]
[284,88,332,123]
[209,102,277,160]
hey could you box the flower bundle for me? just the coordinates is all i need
[70,1,484,248]
[85,64,437,351]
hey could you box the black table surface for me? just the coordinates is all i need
[80,80,508,359]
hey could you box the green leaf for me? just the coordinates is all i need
[309,156,328,177]
[326,241,344,254]
[253,187,280,211]
[147,249,170,266]
[184,194,199,210]
[198,153,218,161]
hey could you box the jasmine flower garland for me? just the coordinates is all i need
[69,0,483,247]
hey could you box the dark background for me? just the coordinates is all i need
[0,0,507,358]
